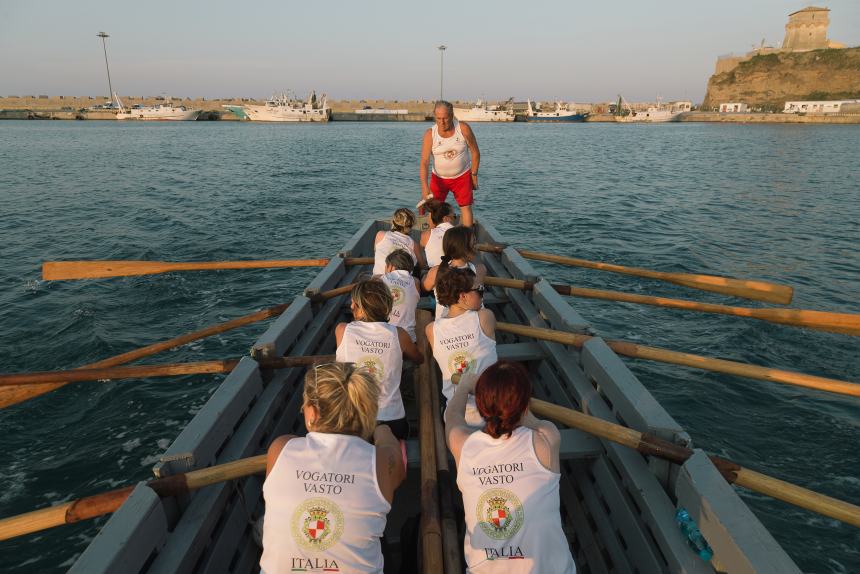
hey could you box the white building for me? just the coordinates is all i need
[720,103,749,113]
[783,100,860,114]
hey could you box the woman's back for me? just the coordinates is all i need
[456,427,575,573]
[261,432,390,573]
[373,231,416,275]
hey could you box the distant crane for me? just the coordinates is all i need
[96,32,115,106]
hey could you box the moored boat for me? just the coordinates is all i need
[116,100,201,121]
[615,95,692,123]
[526,99,588,122]
[65,218,801,573]
[453,100,515,122]
[224,91,331,122]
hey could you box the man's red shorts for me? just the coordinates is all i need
[430,170,473,207]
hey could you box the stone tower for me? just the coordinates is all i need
[782,6,834,51]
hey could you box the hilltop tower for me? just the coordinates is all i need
[782,6,844,51]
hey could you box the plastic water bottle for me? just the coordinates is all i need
[675,507,713,561]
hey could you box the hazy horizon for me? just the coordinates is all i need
[1,0,858,104]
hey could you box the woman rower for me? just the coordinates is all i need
[426,266,496,426]
[377,249,420,342]
[446,360,576,573]
[420,199,456,268]
[336,279,423,440]
[373,208,424,275]
[261,362,405,574]
[422,225,487,319]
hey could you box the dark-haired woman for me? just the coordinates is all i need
[446,360,576,573]
[422,225,487,320]
[426,266,496,426]
[336,279,423,440]
[261,363,405,573]
[420,199,457,268]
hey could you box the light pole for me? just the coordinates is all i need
[97,32,114,106]
[437,45,447,100]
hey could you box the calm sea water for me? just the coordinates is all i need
[0,121,858,573]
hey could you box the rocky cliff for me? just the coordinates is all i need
[702,47,860,111]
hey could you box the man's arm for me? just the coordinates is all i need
[419,129,433,201]
[460,122,480,190]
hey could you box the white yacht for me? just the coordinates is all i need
[116,99,201,121]
[616,96,690,123]
[453,99,514,122]
[224,91,331,122]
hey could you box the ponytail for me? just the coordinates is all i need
[475,361,532,439]
[391,208,416,234]
[303,362,379,441]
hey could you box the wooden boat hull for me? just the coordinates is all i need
[70,219,800,573]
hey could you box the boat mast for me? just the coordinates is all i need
[96,32,117,107]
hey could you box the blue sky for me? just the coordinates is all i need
[1,1,857,103]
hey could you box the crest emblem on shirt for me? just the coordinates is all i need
[291,497,344,551]
[443,150,458,161]
[357,355,385,381]
[448,351,473,380]
[390,285,404,306]
[476,489,524,540]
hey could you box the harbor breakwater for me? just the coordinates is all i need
[1,96,859,123]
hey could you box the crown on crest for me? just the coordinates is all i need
[308,507,328,521]
[487,496,508,511]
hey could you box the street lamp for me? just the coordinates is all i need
[97,32,114,106]
[437,45,447,100]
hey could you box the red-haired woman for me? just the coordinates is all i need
[446,360,576,573]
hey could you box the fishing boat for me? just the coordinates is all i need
[116,99,201,121]
[223,91,331,122]
[453,100,515,122]
[615,96,691,123]
[525,100,588,122]
[61,218,803,573]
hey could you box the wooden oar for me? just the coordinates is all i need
[495,322,860,398]
[0,454,267,541]
[529,398,860,529]
[478,243,793,305]
[0,282,355,410]
[42,257,374,281]
[484,276,860,336]
[0,303,289,409]
[0,355,337,388]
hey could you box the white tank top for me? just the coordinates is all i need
[433,262,478,320]
[425,221,454,268]
[381,270,419,342]
[336,321,405,421]
[373,231,417,276]
[431,120,471,178]
[260,432,391,574]
[432,310,497,401]
[457,427,576,573]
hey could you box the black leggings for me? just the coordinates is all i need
[378,417,409,440]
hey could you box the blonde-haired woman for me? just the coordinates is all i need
[373,208,425,275]
[261,362,405,574]
[336,279,423,440]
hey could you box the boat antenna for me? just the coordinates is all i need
[96,32,115,107]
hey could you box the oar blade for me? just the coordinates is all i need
[42,261,177,281]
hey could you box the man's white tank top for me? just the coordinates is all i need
[373,230,417,276]
[425,221,454,268]
[431,120,471,178]
[432,310,496,401]
[260,432,390,574]
[434,262,478,320]
[380,270,419,342]
[457,427,576,573]
[336,321,405,421]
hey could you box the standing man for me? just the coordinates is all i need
[420,100,480,227]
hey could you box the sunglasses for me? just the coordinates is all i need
[467,285,485,296]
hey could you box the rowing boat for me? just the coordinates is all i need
[68,218,800,573]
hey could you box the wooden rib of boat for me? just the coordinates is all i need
[69,219,801,573]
